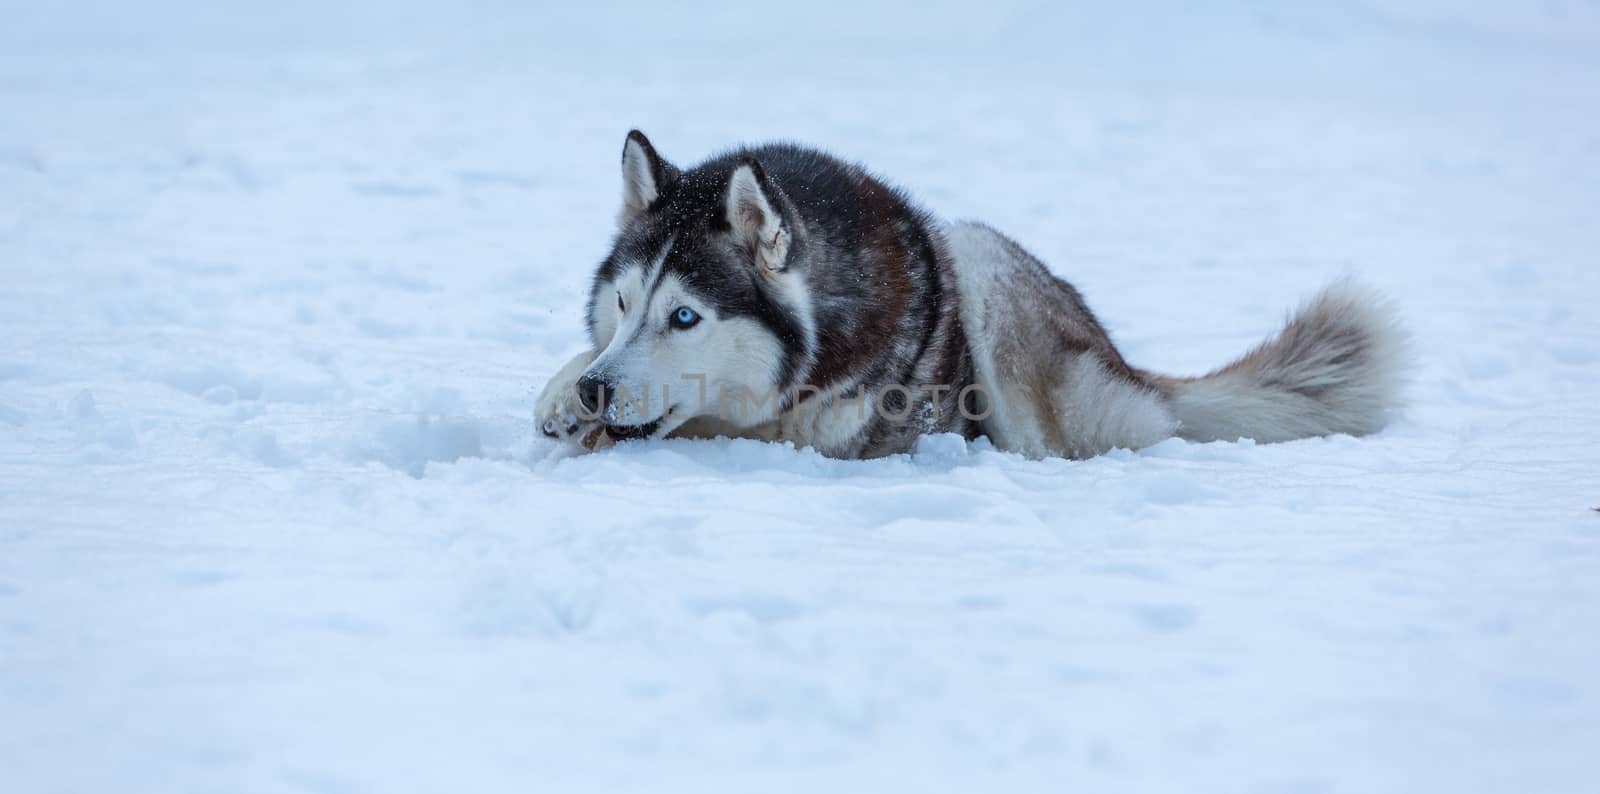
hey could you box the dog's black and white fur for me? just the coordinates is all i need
[536,131,1406,460]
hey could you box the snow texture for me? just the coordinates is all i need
[3,2,1599,792]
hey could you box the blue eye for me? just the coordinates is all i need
[670,306,701,329]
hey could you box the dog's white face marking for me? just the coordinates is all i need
[584,237,785,435]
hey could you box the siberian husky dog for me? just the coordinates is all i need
[536,131,1406,460]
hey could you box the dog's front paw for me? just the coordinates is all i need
[538,410,596,442]
[535,350,600,445]
[535,392,588,440]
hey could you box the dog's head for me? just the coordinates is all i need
[577,131,814,441]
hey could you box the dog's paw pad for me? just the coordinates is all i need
[541,416,584,440]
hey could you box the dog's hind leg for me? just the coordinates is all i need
[944,221,1177,459]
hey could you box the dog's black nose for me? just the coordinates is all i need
[575,374,609,417]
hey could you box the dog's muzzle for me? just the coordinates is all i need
[575,374,609,416]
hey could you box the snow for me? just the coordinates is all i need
[3,1,1599,791]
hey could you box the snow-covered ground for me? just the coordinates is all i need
[3,2,1599,791]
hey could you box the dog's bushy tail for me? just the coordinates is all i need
[1149,279,1408,444]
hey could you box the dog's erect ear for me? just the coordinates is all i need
[724,158,790,272]
[618,130,676,226]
